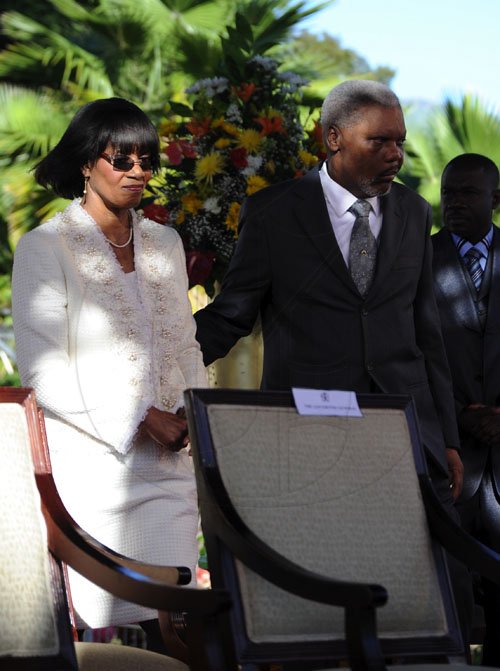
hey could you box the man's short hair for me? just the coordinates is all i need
[320,80,401,148]
[443,153,499,188]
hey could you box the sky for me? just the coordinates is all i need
[301,0,500,113]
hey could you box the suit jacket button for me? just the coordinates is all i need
[367,363,374,372]
[361,309,368,317]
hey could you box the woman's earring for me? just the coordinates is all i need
[81,175,89,205]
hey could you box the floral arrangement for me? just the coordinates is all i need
[142,55,325,294]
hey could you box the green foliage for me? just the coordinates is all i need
[401,96,500,229]
[0,273,17,386]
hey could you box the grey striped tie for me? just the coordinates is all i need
[348,199,377,296]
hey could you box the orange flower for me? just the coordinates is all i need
[225,202,241,237]
[233,82,256,103]
[255,115,285,136]
[308,119,324,146]
[186,117,212,137]
[181,192,203,214]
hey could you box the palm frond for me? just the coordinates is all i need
[0,11,114,95]
[0,84,71,159]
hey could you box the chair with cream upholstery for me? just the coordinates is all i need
[184,388,500,671]
[0,387,231,671]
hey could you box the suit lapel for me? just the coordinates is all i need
[485,227,500,333]
[433,229,481,332]
[292,166,358,294]
[368,186,407,296]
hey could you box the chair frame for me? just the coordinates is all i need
[185,388,500,671]
[0,387,233,671]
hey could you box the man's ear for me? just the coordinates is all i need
[493,188,500,211]
[326,125,341,155]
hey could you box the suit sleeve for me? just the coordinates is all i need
[194,197,271,365]
[414,207,460,450]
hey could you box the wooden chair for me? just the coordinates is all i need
[185,388,500,671]
[0,387,231,671]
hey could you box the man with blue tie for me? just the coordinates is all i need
[432,153,500,666]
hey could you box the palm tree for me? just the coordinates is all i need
[401,95,500,228]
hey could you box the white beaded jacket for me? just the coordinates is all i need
[12,199,206,454]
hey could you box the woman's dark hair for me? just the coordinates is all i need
[34,97,161,199]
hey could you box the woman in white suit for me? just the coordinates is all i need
[12,98,206,650]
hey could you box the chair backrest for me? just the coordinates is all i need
[185,389,463,668]
[0,387,77,669]
[0,387,233,671]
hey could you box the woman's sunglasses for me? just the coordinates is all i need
[100,152,154,172]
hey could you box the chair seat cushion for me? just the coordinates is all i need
[75,641,188,671]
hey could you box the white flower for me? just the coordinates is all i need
[278,71,309,92]
[203,197,221,214]
[185,77,229,97]
[250,55,277,71]
[241,155,263,176]
[226,103,243,123]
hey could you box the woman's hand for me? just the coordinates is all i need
[141,406,189,452]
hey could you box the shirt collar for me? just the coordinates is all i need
[320,161,381,217]
[451,225,493,259]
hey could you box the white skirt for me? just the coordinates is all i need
[45,415,199,628]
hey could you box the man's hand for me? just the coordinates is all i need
[446,448,463,501]
[142,406,189,452]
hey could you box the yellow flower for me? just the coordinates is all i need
[225,202,241,236]
[195,152,225,183]
[222,122,240,136]
[299,149,319,168]
[214,138,232,149]
[176,210,185,225]
[246,175,269,195]
[212,119,239,136]
[159,119,179,137]
[181,192,203,214]
[237,129,262,153]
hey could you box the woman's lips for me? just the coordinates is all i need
[123,185,144,192]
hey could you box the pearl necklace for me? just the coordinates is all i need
[105,226,133,248]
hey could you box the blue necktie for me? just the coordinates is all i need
[464,248,483,292]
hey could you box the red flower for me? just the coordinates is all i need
[143,203,169,224]
[165,142,183,165]
[233,82,256,103]
[229,147,248,169]
[165,140,197,165]
[186,250,216,288]
[179,139,197,158]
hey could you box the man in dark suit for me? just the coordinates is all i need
[195,79,462,493]
[432,153,500,665]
